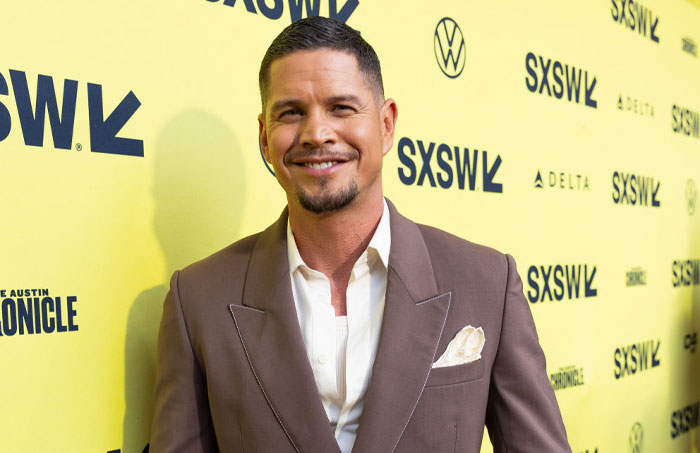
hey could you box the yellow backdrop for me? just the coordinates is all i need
[1,0,699,452]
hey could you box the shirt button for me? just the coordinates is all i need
[317,355,328,364]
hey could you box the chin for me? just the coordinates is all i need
[296,182,359,215]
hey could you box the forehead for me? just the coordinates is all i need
[267,49,370,100]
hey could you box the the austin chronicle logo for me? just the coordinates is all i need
[434,17,465,78]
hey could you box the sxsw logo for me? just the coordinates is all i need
[682,37,698,57]
[670,401,699,439]
[610,0,660,43]
[434,17,465,78]
[397,137,502,193]
[534,170,590,191]
[671,104,700,139]
[671,259,700,287]
[205,0,358,23]
[525,52,598,108]
[617,94,654,118]
[526,264,597,303]
[611,171,661,207]
[613,339,661,379]
[0,69,143,157]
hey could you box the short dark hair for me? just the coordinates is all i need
[259,17,384,113]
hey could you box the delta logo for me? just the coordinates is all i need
[534,170,590,191]
[0,68,143,157]
[617,94,654,118]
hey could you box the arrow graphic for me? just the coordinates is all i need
[651,341,660,366]
[329,0,358,23]
[585,73,597,109]
[534,170,544,188]
[585,265,597,297]
[88,83,143,157]
[650,16,659,43]
[652,180,661,207]
[483,152,502,193]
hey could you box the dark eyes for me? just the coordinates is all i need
[280,108,302,118]
[278,105,354,119]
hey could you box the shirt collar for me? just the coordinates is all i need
[287,198,391,273]
[368,198,391,269]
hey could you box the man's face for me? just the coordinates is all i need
[259,49,397,215]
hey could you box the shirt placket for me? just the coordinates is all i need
[304,268,338,424]
[335,253,372,439]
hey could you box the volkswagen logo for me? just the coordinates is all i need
[434,17,466,78]
[686,179,697,215]
[628,422,644,453]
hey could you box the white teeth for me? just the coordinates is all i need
[303,161,338,170]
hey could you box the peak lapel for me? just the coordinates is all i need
[229,208,339,453]
[353,201,451,452]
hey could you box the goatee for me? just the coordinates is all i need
[297,178,359,214]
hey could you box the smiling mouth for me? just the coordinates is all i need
[301,161,339,170]
[286,148,358,170]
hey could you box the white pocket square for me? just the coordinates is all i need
[432,325,485,368]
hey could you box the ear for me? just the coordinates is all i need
[380,98,398,156]
[258,113,271,163]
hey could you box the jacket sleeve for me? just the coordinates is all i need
[485,254,571,453]
[150,271,219,453]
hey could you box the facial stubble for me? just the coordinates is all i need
[296,175,359,214]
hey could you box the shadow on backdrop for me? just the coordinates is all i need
[690,206,699,453]
[121,109,246,452]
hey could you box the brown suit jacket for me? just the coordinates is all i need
[151,200,571,452]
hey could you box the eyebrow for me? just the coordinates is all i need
[270,99,302,114]
[326,95,362,105]
[270,95,363,114]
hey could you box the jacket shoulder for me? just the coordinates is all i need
[417,223,506,262]
[177,232,261,291]
[416,223,510,289]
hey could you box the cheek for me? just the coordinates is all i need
[344,121,382,154]
[268,129,295,162]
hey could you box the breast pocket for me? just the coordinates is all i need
[424,358,484,388]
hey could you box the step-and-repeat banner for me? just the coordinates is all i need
[1,1,699,452]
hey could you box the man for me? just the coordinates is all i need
[151,17,570,453]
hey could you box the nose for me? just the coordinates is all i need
[298,110,337,148]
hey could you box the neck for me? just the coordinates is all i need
[288,194,384,280]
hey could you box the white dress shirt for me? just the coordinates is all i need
[286,199,391,453]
